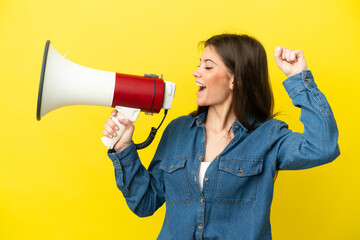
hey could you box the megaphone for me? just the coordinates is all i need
[37,40,176,149]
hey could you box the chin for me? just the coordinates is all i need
[196,100,205,106]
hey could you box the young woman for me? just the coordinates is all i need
[103,34,340,239]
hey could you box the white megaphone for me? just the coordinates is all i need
[37,40,176,149]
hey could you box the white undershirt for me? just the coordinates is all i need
[198,162,211,192]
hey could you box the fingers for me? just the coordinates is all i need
[102,110,119,138]
[102,129,115,139]
[103,117,134,138]
[274,46,307,77]
[285,49,301,63]
[276,47,303,63]
[102,109,136,153]
[282,48,295,63]
[103,118,118,138]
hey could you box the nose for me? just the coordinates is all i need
[193,67,201,78]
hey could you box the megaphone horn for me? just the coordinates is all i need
[37,40,176,149]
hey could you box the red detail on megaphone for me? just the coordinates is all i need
[112,73,165,113]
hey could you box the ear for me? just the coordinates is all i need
[228,74,235,90]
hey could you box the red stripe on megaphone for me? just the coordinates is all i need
[112,73,165,113]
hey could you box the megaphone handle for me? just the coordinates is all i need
[101,117,126,149]
[101,106,141,149]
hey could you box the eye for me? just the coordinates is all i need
[196,64,212,70]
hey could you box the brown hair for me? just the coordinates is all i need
[192,34,275,130]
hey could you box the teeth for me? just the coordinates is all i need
[196,83,206,88]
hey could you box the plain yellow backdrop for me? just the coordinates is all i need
[0,0,359,239]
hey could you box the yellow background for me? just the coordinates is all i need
[0,0,359,239]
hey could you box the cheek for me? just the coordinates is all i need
[203,68,231,91]
[204,72,223,86]
[212,73,231,90]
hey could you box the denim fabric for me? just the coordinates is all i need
[107,70,340,240]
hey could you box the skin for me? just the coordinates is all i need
[193,46,237,162]
[103,45,307,155]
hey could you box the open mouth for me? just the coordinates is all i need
[196,83,206,92]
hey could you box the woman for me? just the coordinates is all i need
[103,34,340,239]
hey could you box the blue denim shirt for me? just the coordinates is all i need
[107,70,340,240]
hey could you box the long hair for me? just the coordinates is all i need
[191,34,275,131]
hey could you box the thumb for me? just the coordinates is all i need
[274,46,282,56]
[118,118,133,128]
[274,46,283,67]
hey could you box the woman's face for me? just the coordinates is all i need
[193,46,234,107]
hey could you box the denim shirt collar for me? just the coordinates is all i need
[189,111,255,132]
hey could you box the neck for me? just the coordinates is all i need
[206,104,237,134]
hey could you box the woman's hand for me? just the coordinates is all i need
[103,109,135,152]
[274,46,307,77]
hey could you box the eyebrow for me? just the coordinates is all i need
[200,58,217,65]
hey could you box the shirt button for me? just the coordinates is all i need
[198,224,203,230]
[238,168,243,173]
[305,77,310,82]
[234,125,239,129]
[204,177,209,182]
[199,156,202,160]
[200,198,204,203]
[170,165,173,170]
[114,160,118,163]
[231,140,235,144]
[194,176,197,182]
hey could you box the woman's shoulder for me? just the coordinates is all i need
[252,118,290,138]
[169,114,196,129]
[265,118,288,128]
[159,115,195,146]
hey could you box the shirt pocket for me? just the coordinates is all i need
[215,158,263,204]
[160,157,191,203]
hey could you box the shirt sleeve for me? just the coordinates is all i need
[107,120,174,217]
[268,70,340,170]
